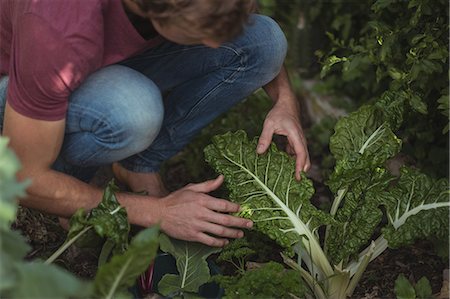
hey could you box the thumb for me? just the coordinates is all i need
[186,175,224,193]
[257,126,274,154]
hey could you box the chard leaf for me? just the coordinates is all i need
[93,226,159,299]
[329,105,401,186]
[68,180,130,253]
[381,167,450,248]
[205,130,331,249]
[205,131,335,279]
[158,234,221,296]
[326,167,394,265]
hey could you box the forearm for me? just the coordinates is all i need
[263,66,298,108]
[19,169,160,227]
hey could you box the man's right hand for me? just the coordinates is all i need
[156,175,253,247]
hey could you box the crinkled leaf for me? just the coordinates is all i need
[11,262,92,299]
[329,105,401,168]
[326,167,394,265]
[214,261,308,299]
[374,91,406,131]
[68,180,130,252]
[217,238,255,264]
[158,234,221,295]
[381,167,450,248]
[94,226,159,298]
[395,274,416,299]
[328,104,401,193]
[205,130,332,249]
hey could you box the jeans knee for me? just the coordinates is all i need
[244,15,288,82]
[72,65,164,157]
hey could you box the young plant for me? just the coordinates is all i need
[45,180,130,264]
[157,234,221,298]
[204,105,449,299]
[394,274,434,299]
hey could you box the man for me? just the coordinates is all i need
[0,0,310,247]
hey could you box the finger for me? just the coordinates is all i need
[204,209,253,229]
[203,197,241,213]
[186,175,224,193]
[257,125,274,154]
[202,222,244,239]
[196,233,229,247]
[287,136,308,180]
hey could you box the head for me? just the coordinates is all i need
[125,0,256,47]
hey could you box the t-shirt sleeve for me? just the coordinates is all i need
[7,13,103,121]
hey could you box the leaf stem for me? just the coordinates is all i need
[45,226,92,264]
[106,256,132,299]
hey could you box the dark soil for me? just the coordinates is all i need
[12,162,449,298]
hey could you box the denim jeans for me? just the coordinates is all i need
[0,14,287,182]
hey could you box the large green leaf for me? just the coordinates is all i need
[158,234,221,296]
[93,226,159,299]
[329,105,401,175]
[381,167,450,248]
[328,106,401,194]
[10,263,92,299]
[205,130,331,249]
[326,167,394,265]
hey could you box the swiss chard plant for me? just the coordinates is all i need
[204,103,449,298]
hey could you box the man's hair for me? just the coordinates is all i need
[138,0,256,42]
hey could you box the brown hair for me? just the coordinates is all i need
[137,0,256,43]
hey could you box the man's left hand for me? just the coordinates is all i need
[257,98,310,181]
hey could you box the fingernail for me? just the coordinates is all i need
[247,221,253,228]
[257,144,263,153]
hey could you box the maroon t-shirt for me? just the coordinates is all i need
[0,0,162,120]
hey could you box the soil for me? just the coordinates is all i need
[12,162,449,299]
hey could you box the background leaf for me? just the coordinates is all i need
[94,226,159,298]
[158,234,221,296]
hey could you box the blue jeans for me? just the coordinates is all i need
[0,15,287,182]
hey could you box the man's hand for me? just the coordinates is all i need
[157,175,253,247]
[257,98,310,180]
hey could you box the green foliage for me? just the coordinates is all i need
[93,226,159,299]
[0,138,29,228]
[381,167,450,249]
[204,124,449,298]
[319,0,449,177]
[0,137,92,298]
[45,180,130,264]
[158,234,221,297]
[217,238,255,274]
[67,180,130,253]
[394,274,433,299]
[214,261,308,299]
